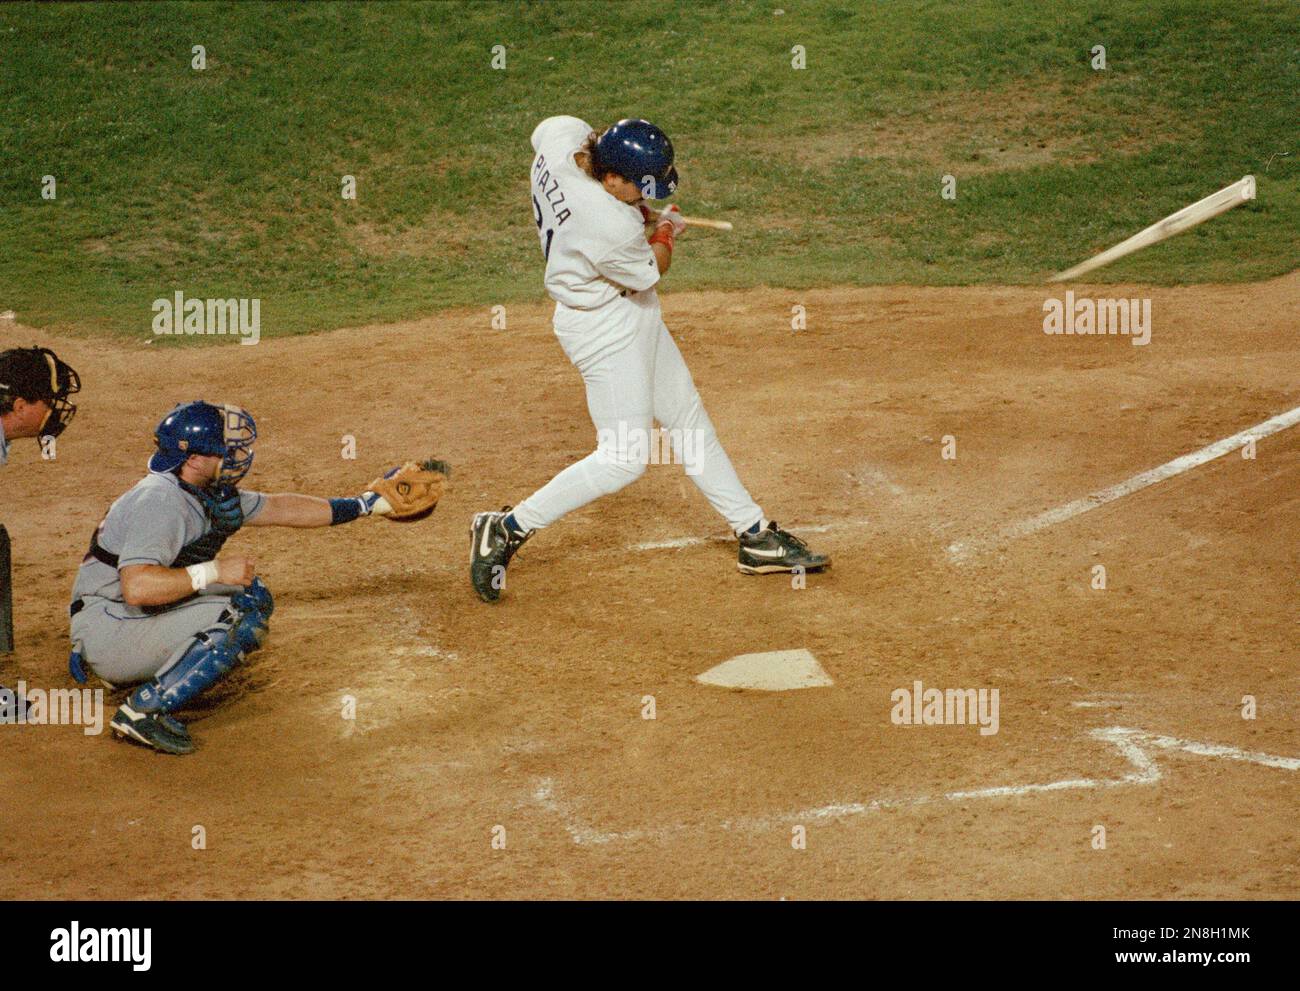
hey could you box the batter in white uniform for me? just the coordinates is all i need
[469,116,829,602]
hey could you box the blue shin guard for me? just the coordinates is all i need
[128,580,273,714]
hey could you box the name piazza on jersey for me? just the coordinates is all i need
[533,154,572,226]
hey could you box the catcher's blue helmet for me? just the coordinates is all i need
[148,401,256,484]
[595,118,678,200]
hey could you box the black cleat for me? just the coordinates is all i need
[470,507,532,602]
[110,702,195,755]
[737,521,831,575]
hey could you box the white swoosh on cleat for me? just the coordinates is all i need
[744,546,787,558]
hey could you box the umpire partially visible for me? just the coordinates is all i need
[0,345,81,718]
[0,345,81,463]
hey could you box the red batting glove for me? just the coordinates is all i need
[648,205,683,252]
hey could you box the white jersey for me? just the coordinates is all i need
[529,116,660,309]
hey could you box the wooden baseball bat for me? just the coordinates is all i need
[645,208,733,232]
[1049,175,1256,282]
[681,215,733,231]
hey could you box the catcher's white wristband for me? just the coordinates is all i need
[359,491,391,516]
[186,561,219,592]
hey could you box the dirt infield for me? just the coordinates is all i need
[1,274,1296,899]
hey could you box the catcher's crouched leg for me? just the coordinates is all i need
[110,579,273,755]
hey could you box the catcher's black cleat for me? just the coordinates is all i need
[737,521,830,575]
[110,702,195,755]
[470,507,532,603]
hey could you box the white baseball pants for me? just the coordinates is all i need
[511,291,763,535]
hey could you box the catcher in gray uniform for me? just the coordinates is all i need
[69,400,449,755]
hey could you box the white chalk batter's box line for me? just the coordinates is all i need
[625,403,1300,559]
[531,727,1300,846]
[945,403,1300,560]
[629,518,869,552]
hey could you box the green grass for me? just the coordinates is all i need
[0,0,1296,339]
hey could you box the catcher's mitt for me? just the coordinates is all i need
[366,459,450,522]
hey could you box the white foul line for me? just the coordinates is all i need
[948,404,1300,561]
[532,727,1299,845]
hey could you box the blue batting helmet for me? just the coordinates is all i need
[595,118,678,200]
[148,401,257,484]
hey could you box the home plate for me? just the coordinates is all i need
[696,649,833,691]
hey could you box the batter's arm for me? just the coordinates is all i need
[646,204,685,275]
[651,240,672,275]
